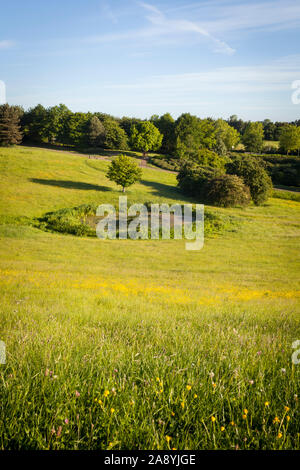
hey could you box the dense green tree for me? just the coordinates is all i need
[106,154,142,192]
[242,122,264,152]
[44,104,72,143]
[150,113,175,154]
[119,117,142,138]
[175,114,216,158]
[214,119,240,152]
[130,121,163,154]
[0,104,23,146]
[262,119,276,141]
[64,112,90,146]
[279,124,300,155]
[87,116,106,147]
[103,119,128,150]
[226,155,272,205]
[21,104,48,143]
[227,115,247,135]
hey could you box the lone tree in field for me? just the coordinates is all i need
[0,104,23,146]
[106,154,142,192]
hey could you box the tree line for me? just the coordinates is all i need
[0,103,300,155]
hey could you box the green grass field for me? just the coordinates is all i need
[0,146,299,450]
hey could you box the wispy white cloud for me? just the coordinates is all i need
[84,2,235,55]
[0,40,14,50]
[167,0,300,34]
[103,55,300,94]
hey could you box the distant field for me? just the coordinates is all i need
[235,140,279,151]
[0,146,299,450]
[264,140,280,149]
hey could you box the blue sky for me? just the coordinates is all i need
[1,0,300,121]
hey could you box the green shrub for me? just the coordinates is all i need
[177,162,221,201]
[33,202,240,238]
[226,155,272,205]
[39,204,98,236]
[150,158,178,171]
[187,148,227,168]
[206,174,251,207]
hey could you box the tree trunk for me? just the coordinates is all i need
[122,186,125,193]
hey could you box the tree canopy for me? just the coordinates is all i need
[242,122,264,152]
[279,124,300,155]
[130,121,163,153]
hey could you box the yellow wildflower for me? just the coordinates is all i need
[230,421,235,426]
[194,394,198,398]
[211,416,216,422]
[181,401,185,409]
[110,408,115,414]
[103,390,110,398]
[284,406,290,412]
[165,436,172,443]
[220,426,225,432]
[286,415,291,422]
[264,402,270,407]
[243,409,248,415]
[186,385,192,391]
[273,416,280,424]
[277,432,282,439]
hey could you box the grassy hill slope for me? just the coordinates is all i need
[0,146,299,450]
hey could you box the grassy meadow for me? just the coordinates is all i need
[0,146,299,450]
